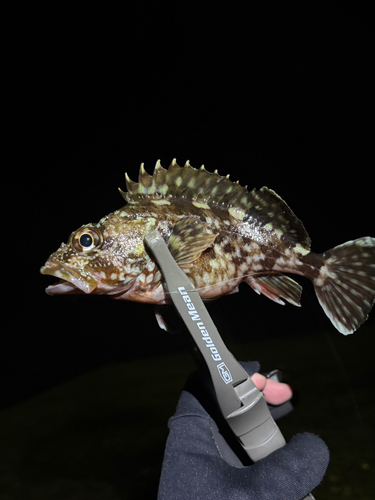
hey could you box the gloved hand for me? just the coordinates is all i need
[158,362,329,500]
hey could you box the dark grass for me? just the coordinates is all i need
[0,324,374,500]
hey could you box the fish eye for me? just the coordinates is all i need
[80,233,94,247]
[71,227,102,253]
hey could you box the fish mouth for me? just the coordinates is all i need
[40,262,98,295]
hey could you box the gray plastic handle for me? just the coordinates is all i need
[145,231,315,499]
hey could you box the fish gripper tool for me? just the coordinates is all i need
[145,230,315,500]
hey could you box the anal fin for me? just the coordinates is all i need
[245,275,302,307]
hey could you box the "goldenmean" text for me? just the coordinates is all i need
[178,286,222,361]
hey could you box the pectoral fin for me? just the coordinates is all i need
[168,216,217,267]
[245,275,302,307]
[154,305,186,333]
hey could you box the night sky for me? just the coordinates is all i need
[3,1,374,485]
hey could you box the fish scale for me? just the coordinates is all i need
[41,159,375,334]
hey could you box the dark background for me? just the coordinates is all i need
[3,2,374,499]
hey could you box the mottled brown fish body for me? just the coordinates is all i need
[41,160,375,335]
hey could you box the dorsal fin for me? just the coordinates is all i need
[119,160,311,251]
[119,159,249,207]
[245,187,311,251]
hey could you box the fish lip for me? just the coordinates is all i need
[40,262,98,294]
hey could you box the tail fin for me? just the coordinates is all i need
[313,237,375,334]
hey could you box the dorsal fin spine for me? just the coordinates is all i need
[121,160,311,252]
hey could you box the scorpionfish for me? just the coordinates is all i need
[41,159,375,334]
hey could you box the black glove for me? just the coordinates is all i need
[158,362,329,500]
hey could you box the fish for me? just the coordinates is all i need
[40,159,375,335]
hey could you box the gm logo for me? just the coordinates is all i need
[217,362,233,384]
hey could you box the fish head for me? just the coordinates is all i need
[40,213,157,296]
